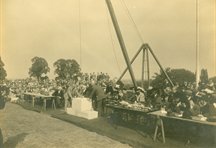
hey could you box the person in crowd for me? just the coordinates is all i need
[65,78,83,108]
[207,98,216,117]
[117,89,127,101]
[52,86,64,108]
[135,87,145,104]
[167,96,182,115]
[83,82,93,98]
[64,81,74,108]
[105,79,120,100]
[198,98,208,115]
[189,98,200,116]
[153,90,163,110]
[87,80,107,117]
[105,80,115,96]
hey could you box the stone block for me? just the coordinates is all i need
[77,110,98,120]
[66,98,98,120]
[72,97,92,112]
[66,108,76,115]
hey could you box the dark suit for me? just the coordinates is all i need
[52,89,64,108]
[89,84,107,116]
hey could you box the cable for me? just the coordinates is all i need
[0,0,3,57]
[214,0,216,75]
[78,0,82,68]
[195,0,199,88]
[120,0,144,43]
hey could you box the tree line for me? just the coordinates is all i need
[0,56,215,87]
[28,57,80,82]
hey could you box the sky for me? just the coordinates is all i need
[0,0,215,80]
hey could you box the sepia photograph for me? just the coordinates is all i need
[0,0,215,147]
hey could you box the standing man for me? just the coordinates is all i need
[88,80,107,117]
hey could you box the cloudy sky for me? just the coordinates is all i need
[1,0,215,80]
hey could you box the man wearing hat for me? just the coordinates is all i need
[88,80,107,117]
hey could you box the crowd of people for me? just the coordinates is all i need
[145,80,216,120]
[1,72,216,119]
[1,72,113,113]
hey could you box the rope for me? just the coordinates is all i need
[78,0,82,68]
[0,0,3,57]
[195,0,200,88]
[214,0,216,75]
[104,2,122,74]
[120,0,144,43]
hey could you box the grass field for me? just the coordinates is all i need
[0,103,131,148]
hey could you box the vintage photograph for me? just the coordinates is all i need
[0,0,215,147]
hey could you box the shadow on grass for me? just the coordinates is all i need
[4,133,28,148]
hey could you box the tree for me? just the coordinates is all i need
[54,59,81,81]
[151,68,171,89]
[151,68,195,88]
[29,57,50,81]
[200,69,208,84]
[209,76,216,83]
[0,57,7,81]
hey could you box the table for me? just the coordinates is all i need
[105,104,154,124]
[149,111,216,143]
[24,92,56,111]
[106,104,151,114]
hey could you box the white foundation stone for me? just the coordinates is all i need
[66,97,98,120]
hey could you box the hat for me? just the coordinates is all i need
[203,88,214,94]
[114,84,120,89]
[185,90,192,95]
[137,87,144,92]
[58,86,62,90]
[148,86,153,90]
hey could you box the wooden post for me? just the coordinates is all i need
[145,44,174,87]
[146,49,150,88]
[64,97,67,111]
[43,98,46,111]
[52,98,56,110]
[161,119,166,143]
[153,116,165,143]
[153,125,158,141]
[32,96,35,107]
[141,48,145,88]
[118,44,144,82]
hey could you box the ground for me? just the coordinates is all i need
[0,103,131,148]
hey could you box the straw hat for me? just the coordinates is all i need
[137,87,144,93]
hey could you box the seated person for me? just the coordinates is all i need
[182,98,200,118]
[207,98,216,117]
[199,99,209,115]
[167,97,182,114]
[105,80,119,100]
[189,99,200,116]
[135,87,145,104]
[154,93,163,110]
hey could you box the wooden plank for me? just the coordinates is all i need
[149,111,216,126]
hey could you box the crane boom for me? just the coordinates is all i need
[105,0,137,88]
